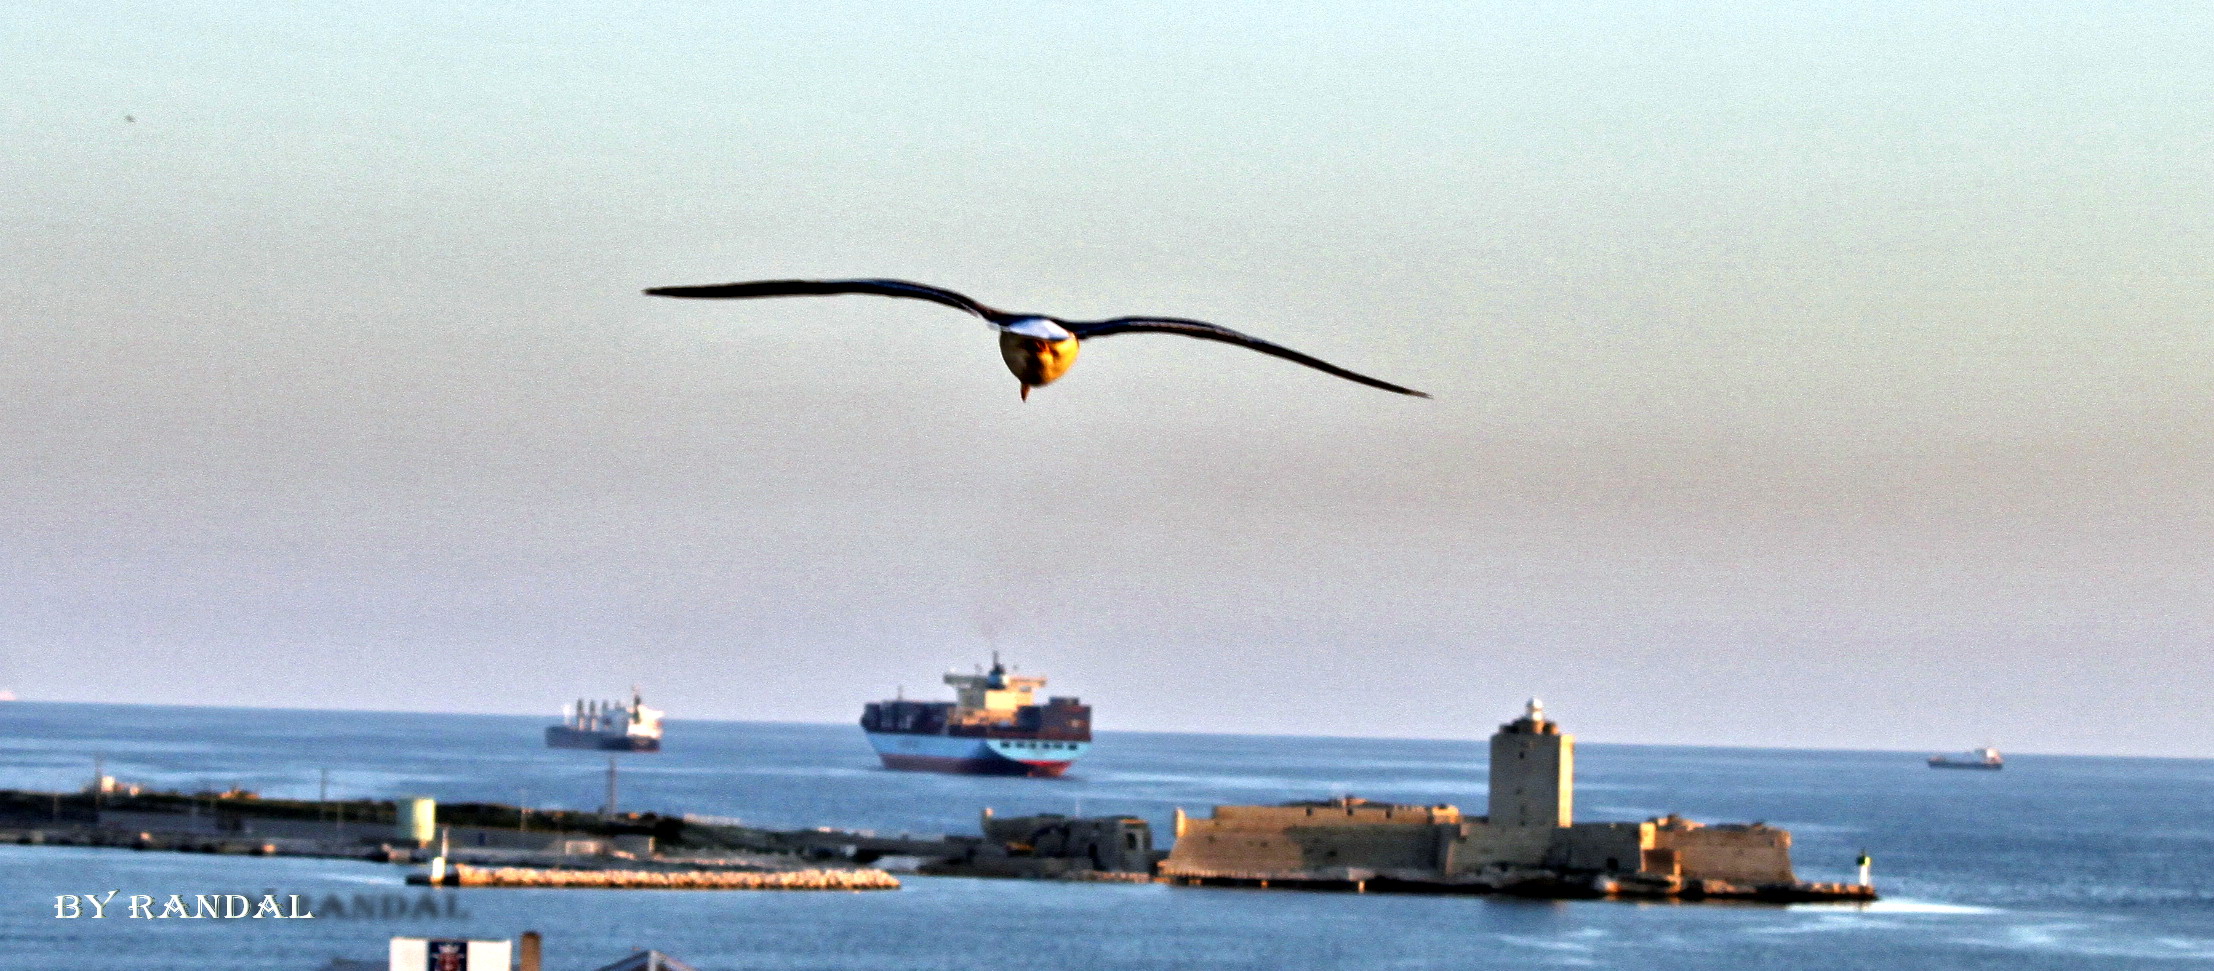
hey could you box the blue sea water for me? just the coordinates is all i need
[1,701,2210,969]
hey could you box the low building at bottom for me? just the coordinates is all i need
[1159,701,1868,902]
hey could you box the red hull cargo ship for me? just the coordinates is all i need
[859,655,1091,777]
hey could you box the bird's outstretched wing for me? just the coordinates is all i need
[1068,317,1429,398]
[643,278,1005,320]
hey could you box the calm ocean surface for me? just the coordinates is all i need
[1,701,2210,969]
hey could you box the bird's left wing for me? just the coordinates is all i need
[642,278,1004,320]
[1068,317,1430,398]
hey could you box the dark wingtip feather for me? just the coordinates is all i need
[1364,381,1431,398]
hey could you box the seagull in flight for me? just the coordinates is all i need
[642,278,1428,400]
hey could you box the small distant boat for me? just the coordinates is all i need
[547,687,663,752]
[1928,747,2003,770]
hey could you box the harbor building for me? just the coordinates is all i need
[979,810,1155,873]
[921,809,1162,878]
[1160,701,1857,901]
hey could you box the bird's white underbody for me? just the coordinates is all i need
[994,316,1075,342]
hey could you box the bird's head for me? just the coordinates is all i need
[995,318,1080,400]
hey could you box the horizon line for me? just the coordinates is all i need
[1,697,2199,763]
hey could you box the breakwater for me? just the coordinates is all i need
[1159,867,1876,902]
[414,864,899,891]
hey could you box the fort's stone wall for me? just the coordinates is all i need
[1162,822,1312,875]
[1651,820,1793,884]
[1159,703,1800,889]
[1546,821,1650,874]
[1441,820,1554,873]
[1162,800,1458,877]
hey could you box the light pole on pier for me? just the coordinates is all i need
[604,756,619,816]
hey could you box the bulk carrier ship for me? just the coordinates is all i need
[859,655,1091,777]
[546,687,664,752]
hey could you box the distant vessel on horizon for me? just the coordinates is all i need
[1929,747,2003,770]
[547,687,663,752]
[859,654,1091,777]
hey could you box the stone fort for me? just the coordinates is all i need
[1160,701,1797,892]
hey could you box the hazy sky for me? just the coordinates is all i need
[3,2,2207,756]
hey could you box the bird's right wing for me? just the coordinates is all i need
[1069,316,1430,398]
[642,278,1004,320]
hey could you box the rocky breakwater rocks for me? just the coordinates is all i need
[418,864,900,891]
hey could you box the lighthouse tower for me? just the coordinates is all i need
[1488,698,1574,828]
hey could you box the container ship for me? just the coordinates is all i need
[859,655,1090,777]
[547,687,664,752]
